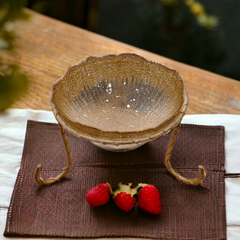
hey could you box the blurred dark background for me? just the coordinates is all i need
[26,0,240,81]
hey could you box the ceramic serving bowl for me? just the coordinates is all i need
[51,53,188,151]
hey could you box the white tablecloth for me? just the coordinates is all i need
[0,109,240,240]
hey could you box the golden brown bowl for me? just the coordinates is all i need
[51,53,188,151]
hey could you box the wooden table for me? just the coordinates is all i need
[1,10,240,239]
[3,9,240,115]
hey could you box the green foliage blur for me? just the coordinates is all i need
[0,0,31,112]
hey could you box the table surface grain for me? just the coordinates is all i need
[3,9,240,115]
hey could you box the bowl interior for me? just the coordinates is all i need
[51,54,184,135]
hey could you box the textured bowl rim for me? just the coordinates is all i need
[51,53,188,144]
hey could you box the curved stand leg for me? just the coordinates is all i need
[165,123,206,186]
[35,123,72,186]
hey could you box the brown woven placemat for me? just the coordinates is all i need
[4,120,226,239]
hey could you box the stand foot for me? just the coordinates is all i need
[34,123,72,186]
[165,124,206,186]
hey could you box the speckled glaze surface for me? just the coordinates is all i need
[51,53,188,151]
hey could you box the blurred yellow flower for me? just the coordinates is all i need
[190,2,204,16]
[197,14,218,29]
[160,0,218,29]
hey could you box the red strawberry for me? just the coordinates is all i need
[113,183,138,212]
[86,183,111,207]
[137,184,161,215]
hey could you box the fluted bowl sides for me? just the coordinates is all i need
[51,53,188,151]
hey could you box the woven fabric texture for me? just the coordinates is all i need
[4,120,226,239]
